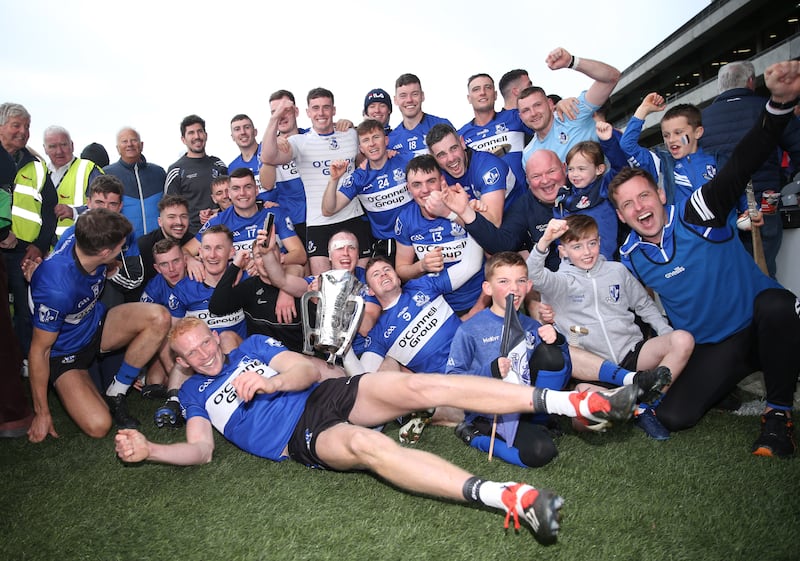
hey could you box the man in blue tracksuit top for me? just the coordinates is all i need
[609,60,800,458]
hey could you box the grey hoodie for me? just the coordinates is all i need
[527,247,672,364]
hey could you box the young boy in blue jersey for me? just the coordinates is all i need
[28,209,171,442]
[447,252,572,468]
[322,119,413,260]
[116,317,643,543]
[620,93,719,204]
[426,123,522,228]
[609,60,800,457]
[528,215,689,440]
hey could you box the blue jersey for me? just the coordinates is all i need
[388,114,453,157]
[447,308,545,444]
[620,116,718,204]
[196,204,297,256]
[263,158,306,225]
[170,277,248,338]
[362,274,461,373]
[339,153,413,240]
[442,149,522,211]
[140,274,180,312]
[620,202,779,344]
[179,335,315,461]
[30,235,106,357]
[394,205,484,313]
[228,143,264,191]
[459,108,531,191]
[522,91,600,167]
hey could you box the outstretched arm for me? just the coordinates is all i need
[546,47,621,108]
[115,416,215,466]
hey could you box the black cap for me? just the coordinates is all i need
[80,142,109,168]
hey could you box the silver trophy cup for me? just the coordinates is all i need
[300,269,366,364]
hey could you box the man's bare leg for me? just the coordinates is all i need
[315,422,563,542]
[53,369,112,438]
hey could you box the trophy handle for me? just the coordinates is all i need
[300,290,320,356]
[332,294,365,362]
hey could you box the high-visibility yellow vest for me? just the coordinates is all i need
[11,159,48,243]
[54,158,97,237]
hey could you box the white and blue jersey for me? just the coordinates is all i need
[196,204,297,256]
[459,108,531,190]
[339,153,413,240]
[30,235,106,357]
[388,114,453,157]
[442,149,522,211]
[288,128,361,227]
[522,91,600,167]
[361,274,462,373]
[140,274,180,312]
[394,205,484,313]
[170,277,247,338]
[179,335,315,461]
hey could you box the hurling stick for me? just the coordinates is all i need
[745,181,768,275]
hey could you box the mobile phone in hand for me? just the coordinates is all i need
[262,212,274,247]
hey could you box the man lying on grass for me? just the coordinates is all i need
[115,317,639,542]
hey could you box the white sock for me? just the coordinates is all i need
[623,371,637,386]
[105,377,131,397]
[542,389,577,417]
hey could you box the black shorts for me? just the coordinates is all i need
[49,321,105,384]
[305,217,373,259]
[619,339,645,372]
[287,375,362,470]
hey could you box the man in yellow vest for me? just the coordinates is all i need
[44,126,104,240]
[0,102,58,363]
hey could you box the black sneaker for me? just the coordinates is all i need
[751,410,796,458]
[154,399,184,429]
[105,394,141,429]
[455,421,481,444]
[633,366,672,404]
[140,384,168,400]
[501,483,563,543]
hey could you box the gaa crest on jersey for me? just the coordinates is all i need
[392,168,406,183]
[329,138,339,150]
[412,291,430,307]
[342,174,354,188]
[168,293,180,311]
[394,217,403,236]
[38,304,59,323]
[496,123,509,134]
[606,284,620,303]
[285,216,295,232]
[704,164,717,180]
[559,132,568,145]
[483,167,500,186]
[91,280,102,298]
[576,195,591,209]
[450,222,466,237]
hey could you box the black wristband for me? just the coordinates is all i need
[567,55,575,69]
[767,97,799,110]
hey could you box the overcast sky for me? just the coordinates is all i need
[3,0,711,168]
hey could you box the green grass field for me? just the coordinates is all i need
[1,389,798,561]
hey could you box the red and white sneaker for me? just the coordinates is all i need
[500,483,563,542]
[569,384,639,432]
